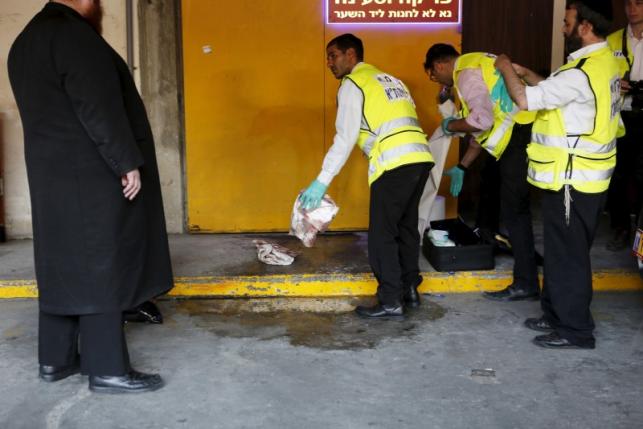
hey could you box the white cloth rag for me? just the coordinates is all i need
[253,240,298,266]
[427,229,456,247]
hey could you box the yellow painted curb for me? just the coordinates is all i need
[0,280,38,299]
[0,270,640,299]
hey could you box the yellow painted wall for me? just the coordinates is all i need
[182,1,461,232]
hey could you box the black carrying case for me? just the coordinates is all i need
[423,218,494,272]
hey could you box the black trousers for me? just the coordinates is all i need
[475,151,501,233]
[498,123,539,292]
[39,311,130,376]
[369,162,432,305]
[607,111,643,230]
[540,188,605,346]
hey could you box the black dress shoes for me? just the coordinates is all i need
[39,360,80,382]
[483,284,539,302]
[89,370,165,394]
[403,276,423,308]
[532,332,595,350]
[524,317,554,332]
[355,302,405,320]
[606,228,630,252]
[124,300,163,324]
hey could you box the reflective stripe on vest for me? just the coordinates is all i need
[528,166,615,185]
[344,63,433,185]
[483,110,517,156]
[362,116,421,157]
[531,133,617,154]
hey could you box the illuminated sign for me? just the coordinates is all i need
[327,0,461,25]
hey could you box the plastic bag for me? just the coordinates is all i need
[290,193,339,247]
[252,240,299,266]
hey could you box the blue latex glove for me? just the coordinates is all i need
[300,180,328,210]
[490,70,514,113]
[441,116,456,136]
[444,166,465,197]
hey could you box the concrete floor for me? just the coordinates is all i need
[0,210,640,282]
[1,293,642,429]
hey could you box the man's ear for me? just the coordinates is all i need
[579,19,594,37]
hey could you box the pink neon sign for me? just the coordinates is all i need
[327,0,461,25]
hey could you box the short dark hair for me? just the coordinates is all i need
[327,33,364,62]
[423,44,460,71]
[566,1,613,38]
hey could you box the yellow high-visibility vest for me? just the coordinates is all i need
[453,52,536,159]
[607,28,632,78]
[527,46,621,194]
[344,63,434,186]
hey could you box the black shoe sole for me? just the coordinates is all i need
[404,300,420,309]
[89,380,165,394]
[482,293,540,302]
[354,311,405,321]
[532,339,595,350]
[39,367,81,383]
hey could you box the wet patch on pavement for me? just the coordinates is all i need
[170,298,446,350]
[1,324,26,342]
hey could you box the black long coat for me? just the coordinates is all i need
[7,3,173,315]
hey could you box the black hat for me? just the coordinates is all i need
[572,0,613,21]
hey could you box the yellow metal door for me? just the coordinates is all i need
[182,2,461,232]
[182,0,327,232]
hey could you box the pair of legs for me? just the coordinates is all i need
[484,123,539,301]
[39,311,129,376]
[498,123,539,293]
[475,150,501,235]
[534,188,605,348]
[606,111,643,249]
[39,309,164,392]
[367,162,432,307]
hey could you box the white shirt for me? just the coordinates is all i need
[525,42,606,137]
[316,67,365,186]
[628,25,643,81]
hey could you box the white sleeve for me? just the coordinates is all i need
[316,80,363,186]
[525,69,591,111]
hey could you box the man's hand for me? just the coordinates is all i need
[437,85,454,104]
[441,117,457,136]
[621,79,631,93]
[121,169,141,201]
[494,54,513,72]
[511,63,528,79]
[299,179,328,210]
[444,165,465,197]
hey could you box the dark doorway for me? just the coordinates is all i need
[457,0,554,225]
[462,0,554,76]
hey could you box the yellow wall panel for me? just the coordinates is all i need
[182,1,461,232]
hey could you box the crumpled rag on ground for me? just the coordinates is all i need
[252,240,299,266]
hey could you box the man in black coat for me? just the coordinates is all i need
[8,0,174,393]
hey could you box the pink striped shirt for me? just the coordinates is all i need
[457,68,494,132]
